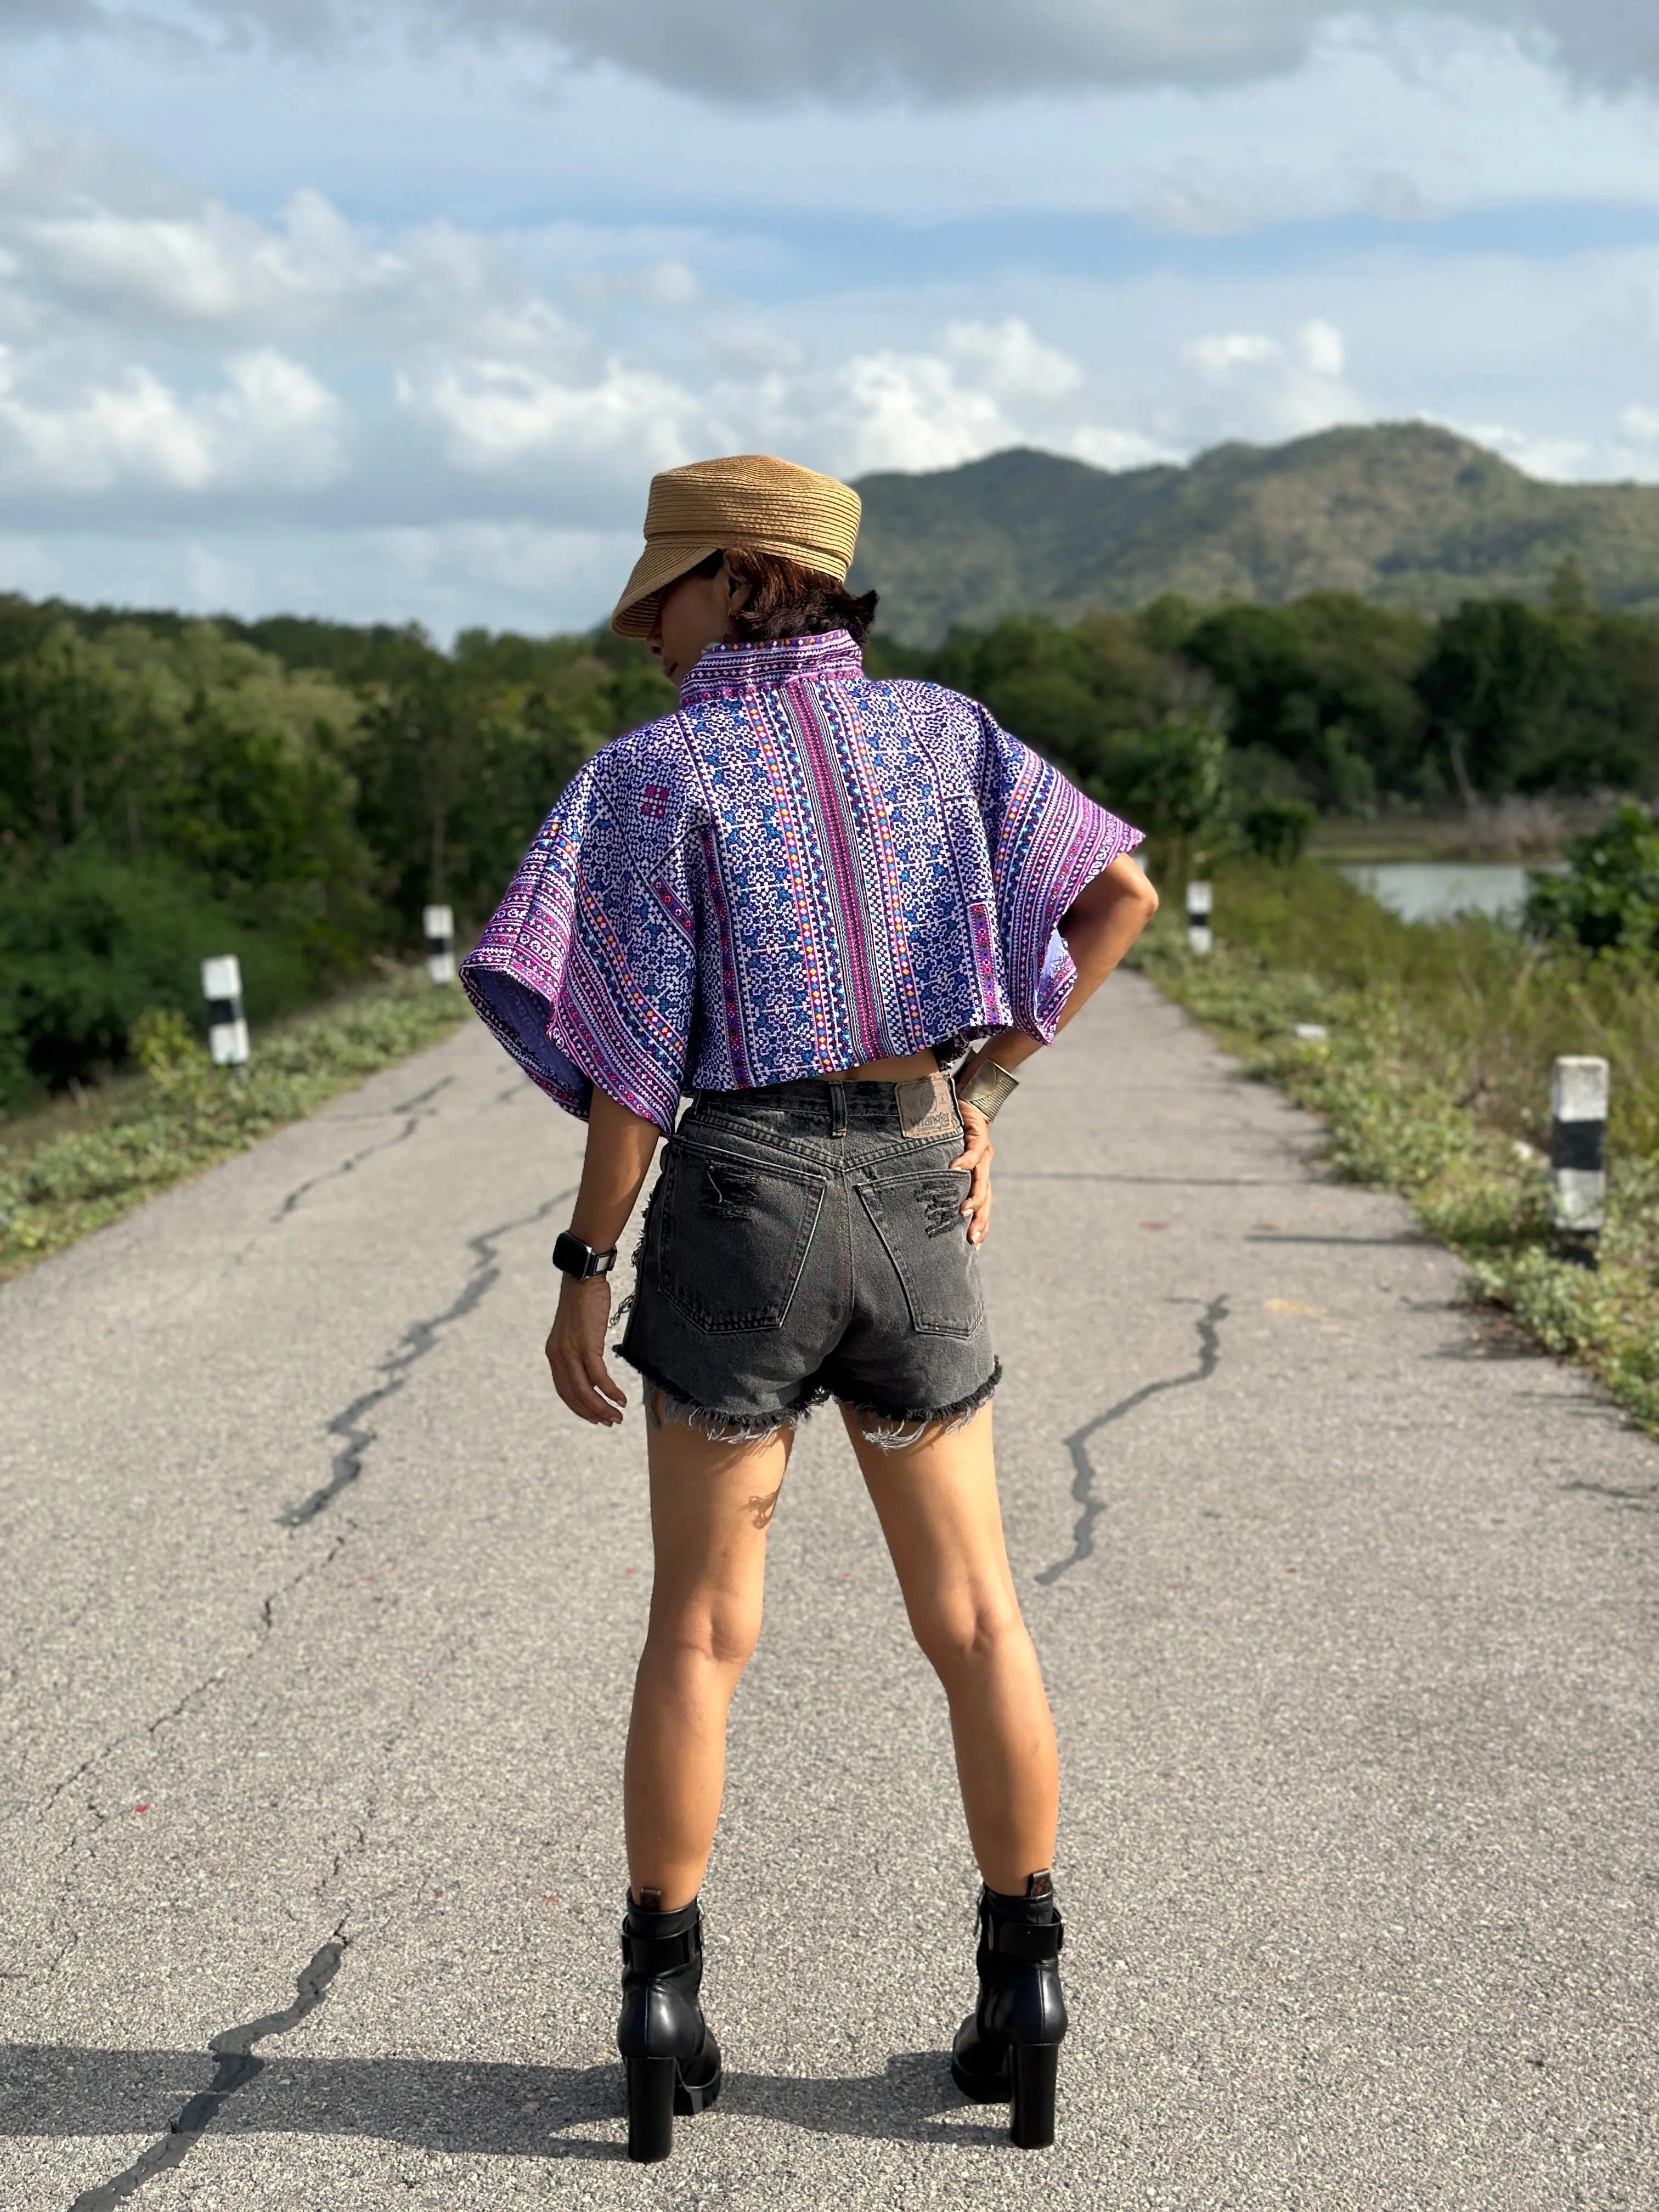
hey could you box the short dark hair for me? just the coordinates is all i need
[692,546,878,648]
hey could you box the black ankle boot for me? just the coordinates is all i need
[950,1876,1068,2149]
[617,1893,722,2163]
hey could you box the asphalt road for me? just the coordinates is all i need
[2,972,1655,2210]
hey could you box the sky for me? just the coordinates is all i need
[0,1,1657,636]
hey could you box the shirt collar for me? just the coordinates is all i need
[678,629,864,705]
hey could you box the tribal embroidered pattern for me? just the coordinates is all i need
[461,630,1141,1131]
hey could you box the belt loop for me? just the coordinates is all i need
[828,1082,847,1139]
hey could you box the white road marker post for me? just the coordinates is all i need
[1549,1054,1609,1269]
[1186,879,1213,956]
[200,955,250,1072]
[423,904,456,986]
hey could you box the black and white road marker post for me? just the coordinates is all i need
[200,955,250,1071]
[424,904,455,986]
[1550,1054,1609,1268]
[1186,879,1213,956]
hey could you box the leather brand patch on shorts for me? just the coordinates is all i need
[896,1074,956,1141]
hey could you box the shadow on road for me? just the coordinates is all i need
[3,2044,996,2161]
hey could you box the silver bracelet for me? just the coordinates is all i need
[957,1060,1020,1121]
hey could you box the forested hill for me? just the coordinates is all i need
[850,424,1659,646]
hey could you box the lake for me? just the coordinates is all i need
[1336,860,1561,924]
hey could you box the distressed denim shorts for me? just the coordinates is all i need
[617,1077,999,1443]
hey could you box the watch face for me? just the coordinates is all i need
[552,1231,592,1277]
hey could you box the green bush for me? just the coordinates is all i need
[1092,710,1231,879]
[0,849,311,1107]
[1526,800,1659,955]
[1240,798,1317,865]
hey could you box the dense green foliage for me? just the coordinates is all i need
[0,597,672,1105]
[851,423,1659,646]
[873,578,1659,864]
[1527,801,1659,955]
[1134,862,1659,1434]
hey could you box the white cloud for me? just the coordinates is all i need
[825,351,1016,476]
[1177,317,1364,442]
[1068,424,1178,472]
[21,191,371,324]
[944,319,1084,403]
[1609,405,1659,481]
[1184,332,1280,375]
[1297,319,1346,380]
[408,356,697,476]
[1463,420,1597,481]
[15,185,594,364]
[0,345,342,492]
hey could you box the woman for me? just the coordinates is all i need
[461,454,1156,2162]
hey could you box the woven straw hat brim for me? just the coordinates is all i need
[609,538,721,640]
[610,532,864,639]
[609,454,861,638]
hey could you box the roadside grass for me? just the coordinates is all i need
[0,966,472,1283]
[1135,859,1659,1434]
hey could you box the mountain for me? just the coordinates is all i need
[849,422,1659,646]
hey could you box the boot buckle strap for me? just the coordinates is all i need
[986,1918,1064,1962]
[620,1926,700,1973]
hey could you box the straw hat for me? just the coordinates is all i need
[610,454,861,639]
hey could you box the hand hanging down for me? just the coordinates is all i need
[546,1090,661,1427]
[548,1274,628,1427]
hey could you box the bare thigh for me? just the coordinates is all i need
[838,1403,1023,1663]
[642,1400,794,1651]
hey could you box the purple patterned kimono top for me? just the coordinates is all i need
[460,630,1142,1133]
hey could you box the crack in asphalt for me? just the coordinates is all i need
[0,1528,359,1926]
[272,1077,455,1222]
[1036,1295,1230,1586]
[278,1187,577,1529]
[68,1927,350,2211]
[19,1186,568,1859]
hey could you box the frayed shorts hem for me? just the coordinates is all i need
[616,1347,1001,1451]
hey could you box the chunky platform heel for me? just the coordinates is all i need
[950,1875,1067,2149]
[617,1894,722,2164]
[1011,2040,1060,2149]
[625,2055,676,2163]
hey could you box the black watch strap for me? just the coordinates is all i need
[552,1231,618,1279]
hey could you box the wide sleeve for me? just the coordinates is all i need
[974,709,1143,1041]
[459,755,698,1133]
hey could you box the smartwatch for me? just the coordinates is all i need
[552,1231,618,1280]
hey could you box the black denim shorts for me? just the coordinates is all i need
[617,1078,999,1442]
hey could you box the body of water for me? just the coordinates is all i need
[1337,860,1561,924]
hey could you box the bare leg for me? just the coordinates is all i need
[623,1404,791,1909]
[842,1403,1058,1891]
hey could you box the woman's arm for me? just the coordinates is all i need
[546,1088,662,1426]
[949,854,1156,1249]
[959,851,1159,1092]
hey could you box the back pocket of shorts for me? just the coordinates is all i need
[859,1174,984,1338]
[656,1143,825,1333]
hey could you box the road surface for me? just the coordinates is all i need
[2,972,1654,2208]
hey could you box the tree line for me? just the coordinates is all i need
[0,600,673,1104]
[871,556,1659,831]
[4,562,1657,1104]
